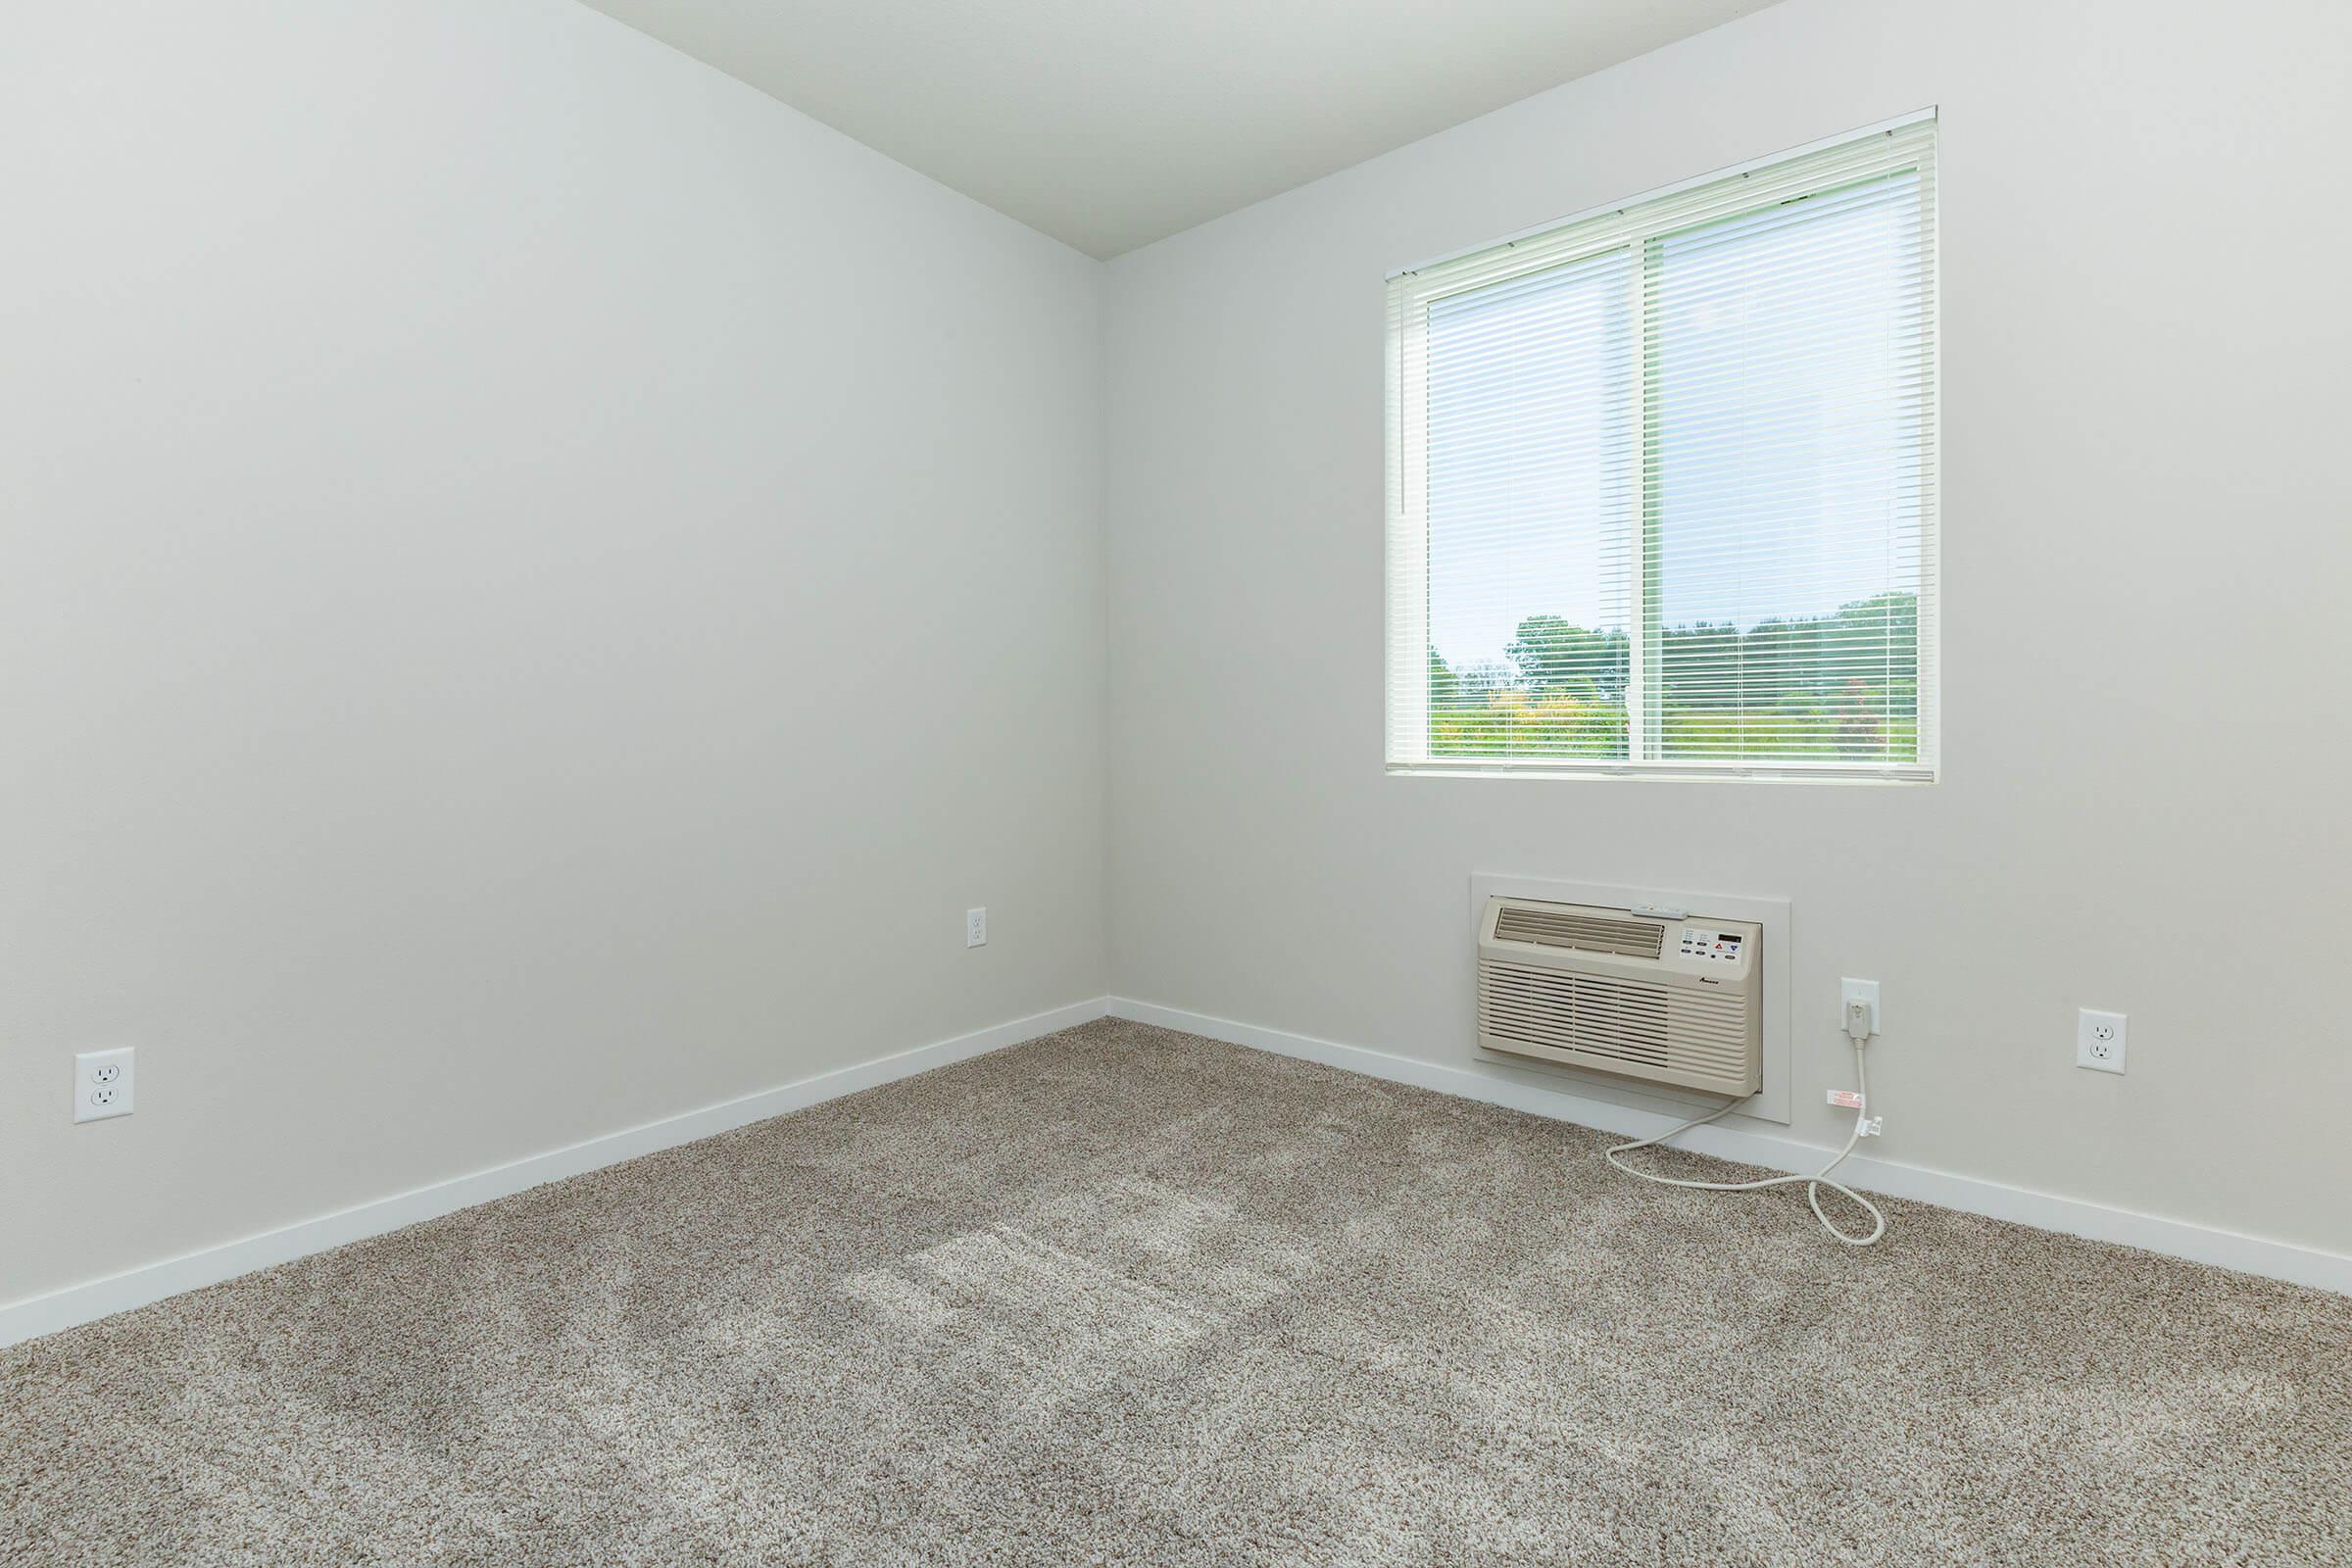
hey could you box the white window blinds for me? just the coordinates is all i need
[1386,114,1937,781]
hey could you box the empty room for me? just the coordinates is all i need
[5,0,2348,1562]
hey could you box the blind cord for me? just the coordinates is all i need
[1603,1011,1886,1248]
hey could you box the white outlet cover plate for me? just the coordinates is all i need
[965,906,987,948]
[2077,1008,2127,1074]
[74,1047,136,1122]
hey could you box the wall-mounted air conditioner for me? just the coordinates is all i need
[1476,896,1762,1098]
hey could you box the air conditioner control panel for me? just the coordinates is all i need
[1676,928,1746,963]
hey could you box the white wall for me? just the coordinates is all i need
[0,0,1105,1304]
[1103,0,2352,1255]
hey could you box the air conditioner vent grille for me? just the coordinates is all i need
[1478,961,1752,1088]
[1490,906,1664,959]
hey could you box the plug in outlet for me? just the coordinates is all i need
[2077,1009,2127,1074]
[74,1048,136,1123]
[1839,978,1881,1038]
[965,906,988,949]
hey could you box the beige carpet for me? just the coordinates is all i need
[5,1019,2348,1566]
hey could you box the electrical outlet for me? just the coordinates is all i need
[74,1048,136,1123]
[1840,977,1881,1037]
[2077,1008,2127,1074]
[965,906,987,948]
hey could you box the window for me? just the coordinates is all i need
[1385,115,1937,781]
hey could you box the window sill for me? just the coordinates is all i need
[1386,761,1936,786]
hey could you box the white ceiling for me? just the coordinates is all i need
[575,0,1772,259]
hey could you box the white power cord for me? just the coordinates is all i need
[1603,1001,1887,1248]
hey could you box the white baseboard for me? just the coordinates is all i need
[1108,998,2352,1298]
[0,998,1114,1349]
[14,991,2339,1348]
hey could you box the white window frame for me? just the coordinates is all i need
[1385,111,1939,783]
